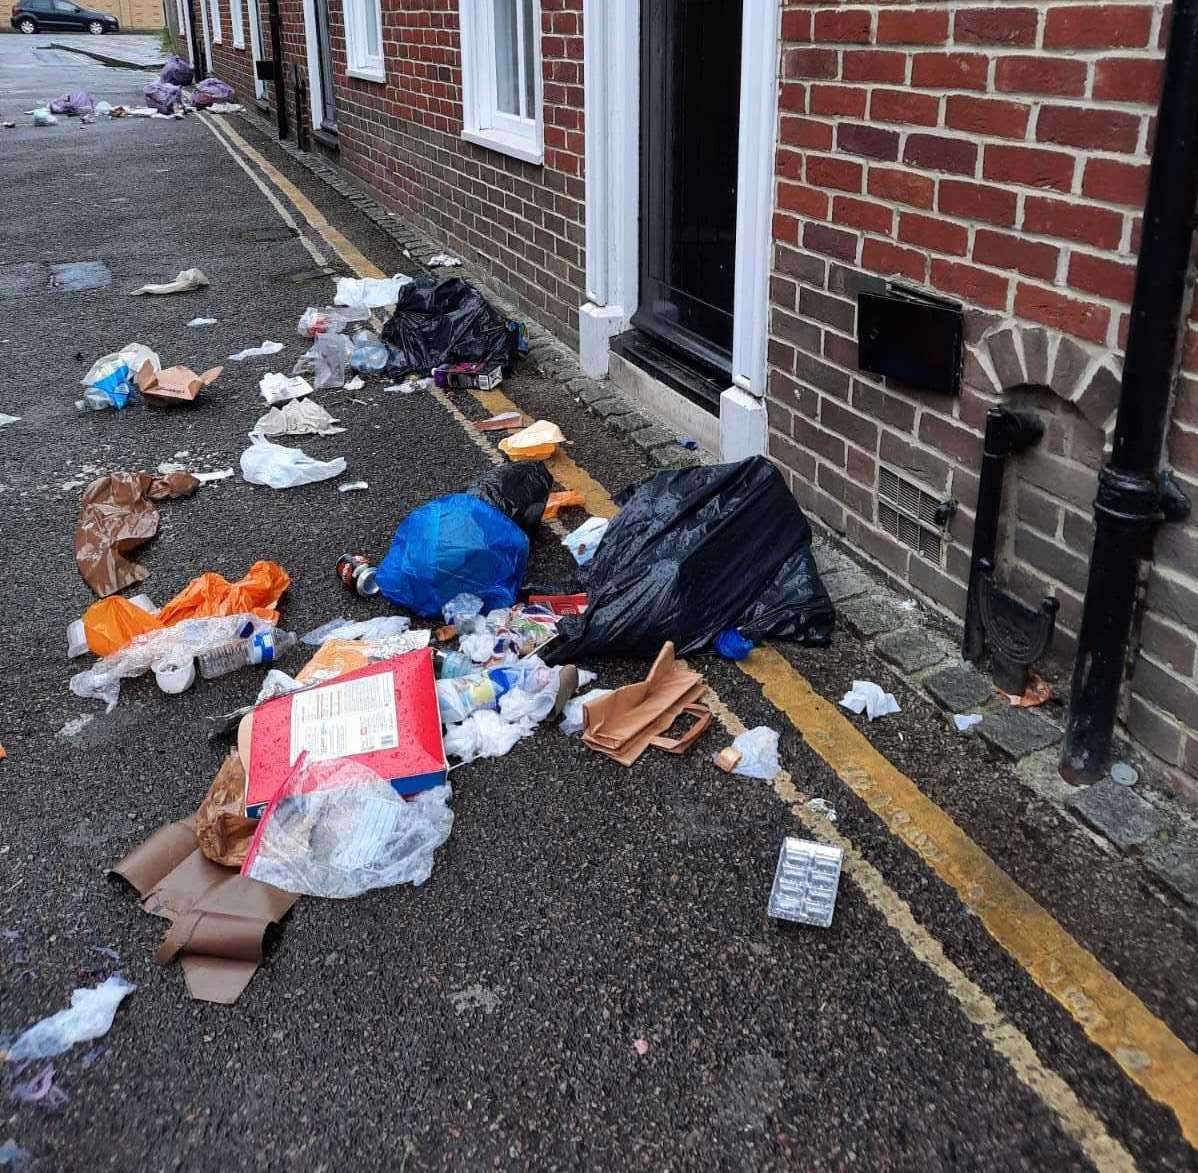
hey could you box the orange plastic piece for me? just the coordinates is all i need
[84,596,164,657]
[542,489,586,520]
[156,561,290,626]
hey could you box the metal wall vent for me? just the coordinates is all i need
[878,466,943,561]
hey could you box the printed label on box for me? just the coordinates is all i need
[289,671,398,764]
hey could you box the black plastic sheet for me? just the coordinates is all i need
[381,278,519,377]
[545,457,835,662]
[469,462,552,534]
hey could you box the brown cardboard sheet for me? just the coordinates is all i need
[136,360,222,405]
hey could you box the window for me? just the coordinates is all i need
[343,0,384,82]
[208,0,221,42]
[53,2,79,11]
[230,0,244,47]
[459,0,543,164]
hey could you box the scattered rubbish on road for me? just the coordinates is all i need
[581,643,710,766]
[240,435,346,488]
[298,305,369,337]
[0,414,20,428]
[31,109,58,127]
[136,360,222,406]
[559,687,611,735]
[527,592,588,615]
[377,492,530,616]
[678,437,698,450]
[193,467,234,483]
[153,655,195,694]
[632,1038,650,1056]
[541,489,586,520]
[9,1065,67,1111]
[1000,671,1052,708]
[381,277,525,378]
[335,554,380,597]
[442,592,483,625]
[339,481,369,492]
[546,458,835,663]
[259,372,314,405]
[1110,761,1139,787]
[130,268,209,296]
[187,316,217,327]
[192,77,235,108]
[195,752,256,867]
[562,516,609,566]
[197,628,295,681]
[160,53,194,85]
[142,80,181,113]
[477,411,523,431]
[5,974,135,1062]
[75,470,199,597]
[58,714,95,738]
[304,330,353,390]
[334,273,412,309]
[49,90,94,116]
[428,253,462,267]
[498,419,567,462]
[953,713,984,732]
[343,375,364,391]
[840,680,901,721]
[768,838,843,928]
[2,122,14,130]
[78,342,160,411]
[255,398,343,437]
[805,798,838,823]
[350,330,390,374]
[156,560,289,625]
[717,726,780,780]
[433,361,502,390]
[469,461,552,533]
[0,1140,30,1167]
[229,341,284,361]
[81,593,160,657]
[714,629,755,661]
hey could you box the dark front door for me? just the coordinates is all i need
[633,0,742,379]
[313,0,336,129]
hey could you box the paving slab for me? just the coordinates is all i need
[1143,831,1198,906]
[977,707,1062,759]
[925,663,995,713]
[875,628,945,674]
[1067,781,1170,851]
[839,595,904,639]
[821,569,874,603]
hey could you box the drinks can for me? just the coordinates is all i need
[335,554,380,597]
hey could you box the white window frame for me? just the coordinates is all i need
[343,0,385,83]
[208,0,221,43]
[230,0,245,48]
[459,0,544,164]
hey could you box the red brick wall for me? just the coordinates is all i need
[768,1,1198,787]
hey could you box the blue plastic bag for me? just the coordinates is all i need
[376,494,529,617]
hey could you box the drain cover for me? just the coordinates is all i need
[279,265,338,284]
[242,226,298,243]
[50,261,112,292]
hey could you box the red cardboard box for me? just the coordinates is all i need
[239,649,447,818]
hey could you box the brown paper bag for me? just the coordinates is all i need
[195,751,258,867]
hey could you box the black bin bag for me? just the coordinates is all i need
[468,462,552,535]
[545,457,835,663]
[381,277,518,377]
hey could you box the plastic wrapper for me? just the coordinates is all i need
[143,80,181,113]
[259,372,313,405]
[442,592,483,624]
[6,975,135,1062]
[241,759,453,898]
[80,343,160,409]
[192,77,235,107]
[70,613,273,710]
[542,489,585,520]
[435,657,562,725]
[497,420,567,462]
[297,305,369,337]
[443,709,532,762]
[546,457,835,663]
[31,108,57,126]
[157,560,289,625]
[562,516,609,566]
[240,434,346,488]
[559,687,612,735]
[81,593,160,657]
[334,274,412,308]
[195,751,257,867]
[75,471,199,597]
[160,53,194,85]
[723,726,781,780]
[376,493,529,617]
[254,398,343,437]
[380,277,521,377]
[306,331,352,390]
[49,90,94,115]
[468,461,551,534]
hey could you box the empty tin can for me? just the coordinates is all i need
[335,554,379,597]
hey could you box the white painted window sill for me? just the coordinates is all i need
[462,127,544,165]
[232,37,245,48]
[347,65,385,83]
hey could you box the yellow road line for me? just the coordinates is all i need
[201,111,1196,1153]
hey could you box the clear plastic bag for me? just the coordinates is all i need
[308,331,352,390]
[442,592,484,625]
[559,688,612,736]
[241,759,453,898]
[443,709,533,763]
[724,726,781,780]
[6,975,135,1062]
[240,434,346,488]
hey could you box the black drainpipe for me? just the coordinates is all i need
[1061,0,1198,781]
[186,0,206,79]
[267,0,289,141]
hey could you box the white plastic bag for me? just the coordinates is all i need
[229,340,284,361]
[840,680,901,721]
[7,975,135,1061]
[240,434,346,489]
[443,709,533,763]
[725,726,781,780]
[559,688,612,736]
[333,273,412,308]
[242,759,454,898]
[254,398,343,437]
[563,516,610,565]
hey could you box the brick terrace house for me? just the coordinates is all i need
[194,0,1198,802]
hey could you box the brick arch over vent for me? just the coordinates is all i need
[968,325,1123,432]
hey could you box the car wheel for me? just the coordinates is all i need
[88,19,105,33]
[17,17,36,31]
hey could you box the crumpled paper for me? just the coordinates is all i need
[254,398,344,437]
[75,471,199,597]
[839,680,901,721]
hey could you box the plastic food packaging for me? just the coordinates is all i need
[498,420,568,462]
[297,305,369,337]
[197,629,297,680]
[839,680,901,721]
[443,709,532,762]
[442,592,484,624]
[160,53,194,85]
[768,838,843,928]
[195,751,257,867]
[468,461,551,534]
[380,277,522,377]
[562,516,609,566]
[152,655,195,694]
[6,974,136,1062]
[241,758,453,898]
[546,457,836,663]
[723,726,781,780]
[435,657,564,725]
[78,342,160,411]
[376,493,529,617]
[240,434,346,488]
[192,77,235,108]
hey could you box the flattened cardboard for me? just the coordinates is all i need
[136,359,222,404]
[109,816,296,1005]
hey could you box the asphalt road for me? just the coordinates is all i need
[1,40,1196,1172]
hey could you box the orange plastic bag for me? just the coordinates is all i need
[542,489,585,520]
[84,595,163,657]
[156,561,290,626]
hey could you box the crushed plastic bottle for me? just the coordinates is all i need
[442,592,484,625]
[197,629,297,681]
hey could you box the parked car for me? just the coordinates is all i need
[10,0,119,34]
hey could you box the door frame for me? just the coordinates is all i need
[301,0,329,130]
[247,0,266,99]
[581,0,779,456]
